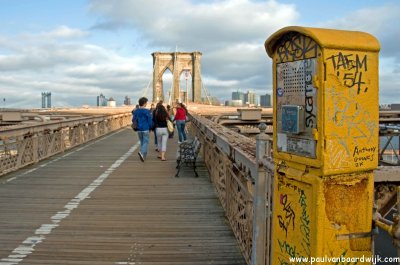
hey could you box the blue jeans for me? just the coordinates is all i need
[176,120,187,142]
[137,130,149,158]
[153,129,158,145]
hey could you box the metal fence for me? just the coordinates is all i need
[379,124,400,165]
[189,114,274,265]
[3,110,398,263]
[0,113,131,176]
[190,113,400,265]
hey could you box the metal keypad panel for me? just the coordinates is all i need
[276,58,317,158]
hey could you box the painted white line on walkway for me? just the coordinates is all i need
[1,128,129,185]
[0,142,140,265]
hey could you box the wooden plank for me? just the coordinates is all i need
[0,128,246,264]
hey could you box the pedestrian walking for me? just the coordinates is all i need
[173,103,187,143]
[153,103,172,161]
[132,97,153,162]
[149,103,158,149]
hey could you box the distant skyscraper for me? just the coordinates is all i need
[232,90,244,104]
[47,92,51,108]
[124,96,132,105]
[97,94,107,106]
[244,90,256,105]
[260,94,271,107]
[41,92,51,108]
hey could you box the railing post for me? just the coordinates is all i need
[264,137,273,265]
[252,123,268,265]
[60,129,66,153]
[32,134,39,163]
[397,186,400,262]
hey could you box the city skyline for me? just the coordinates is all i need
[0,0,399,108]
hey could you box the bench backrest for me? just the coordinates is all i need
[192,138,201,158]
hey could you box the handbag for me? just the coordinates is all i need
[167,120,174,133]
[131,118,138,131]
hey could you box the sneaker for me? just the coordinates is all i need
[138,152,145,162]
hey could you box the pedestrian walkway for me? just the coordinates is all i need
[0,128,245,265]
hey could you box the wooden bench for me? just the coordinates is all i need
[175,137,202,178]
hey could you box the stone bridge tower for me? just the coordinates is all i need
[152,51,202,103]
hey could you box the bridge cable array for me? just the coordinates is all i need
[141,59,157,98]
[195,60,212,105]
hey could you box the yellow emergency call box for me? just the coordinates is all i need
[265,26,380,175]
[265,27,380,264]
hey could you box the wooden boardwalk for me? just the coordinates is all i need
[0,128,245,265]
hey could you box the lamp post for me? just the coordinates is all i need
[155,83,160,103]
[184,69,189,106]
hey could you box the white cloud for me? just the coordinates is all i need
[0,24,150,107]
[40,26,89,39]
[0,38,110,72]
[320,2,400,104]
[1,1,399,108]
[321,4,400,35]
[1,1,299,107]
[88,0,296,103]
[319,3,400,60]
[203,77,239,87]
[89,0,298,48]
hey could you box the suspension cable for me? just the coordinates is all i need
[195,61,212,105]
[142,57,157,98]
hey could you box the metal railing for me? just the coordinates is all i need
[189,113,400,265]
[379,124,400,165]
[0,113,132,176]
[189,114,274,265]
[3,109,399,264]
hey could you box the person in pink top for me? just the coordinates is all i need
[173,103,187,143]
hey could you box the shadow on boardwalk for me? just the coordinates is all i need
[0,128,245,265]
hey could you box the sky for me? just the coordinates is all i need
[0,0,399,108]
